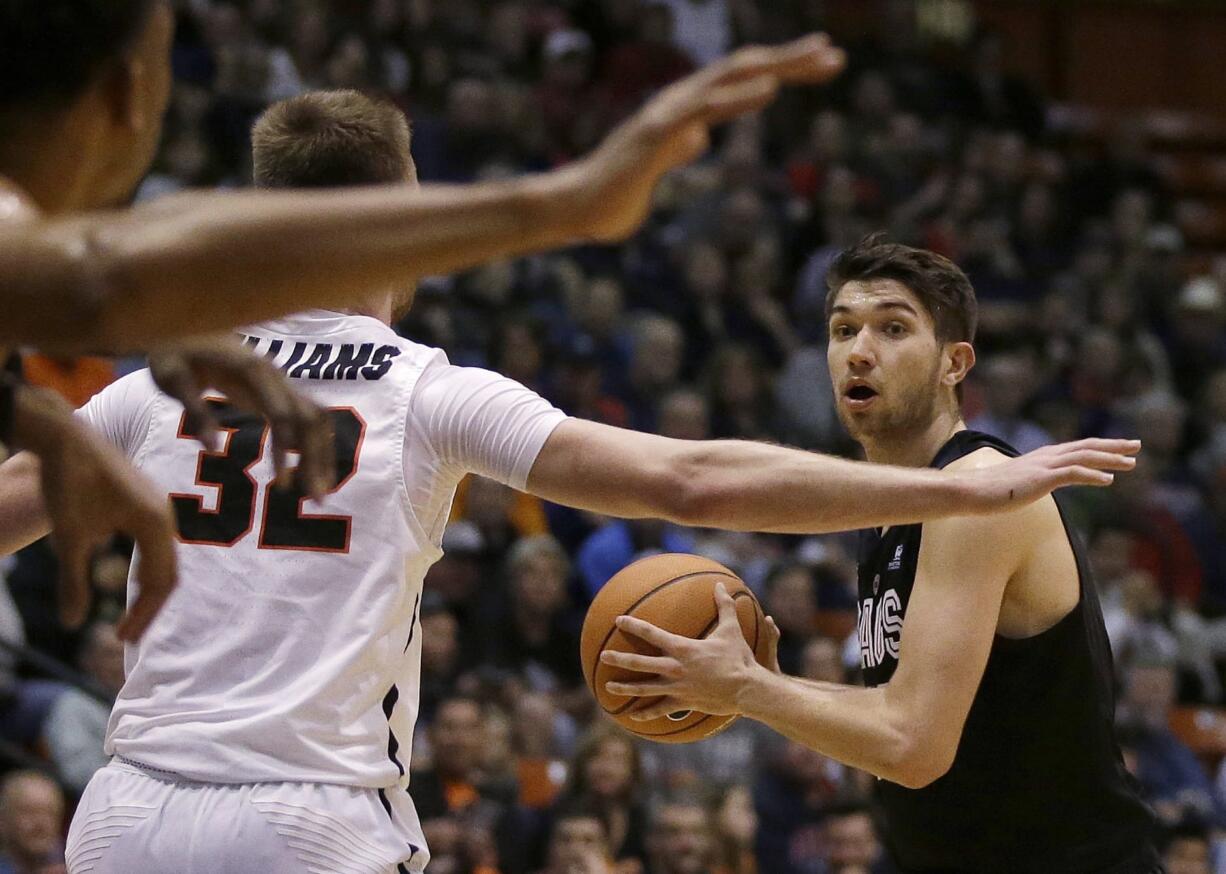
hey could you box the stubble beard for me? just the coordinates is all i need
[838,361,946,450]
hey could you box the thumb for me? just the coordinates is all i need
[765,615,782,673]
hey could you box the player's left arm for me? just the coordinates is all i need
[606,458,1038,788]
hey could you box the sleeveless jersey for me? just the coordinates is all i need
[855,430,1160,873]
[77,311,567,798]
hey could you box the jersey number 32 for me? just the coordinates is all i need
[170,399,365,553]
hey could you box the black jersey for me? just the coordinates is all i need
[856,430,1160,874]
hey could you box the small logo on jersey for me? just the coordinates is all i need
[872,573,880,595]
[887,545,904,571]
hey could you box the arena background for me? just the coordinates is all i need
[2,1,1226,872]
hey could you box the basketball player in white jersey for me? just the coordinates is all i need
[0,92,1138,874]
[0,0,851,638]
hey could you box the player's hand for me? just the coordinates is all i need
[149,336,335,499]
[601,582,764,720]
[960,438,1141,512]
[13,386,176,641]
[566,33,846,242]
[764,615,782,673]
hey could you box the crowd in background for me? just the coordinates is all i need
[3,1,1226,873]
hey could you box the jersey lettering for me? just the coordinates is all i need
[237,336,400,382]
[280,341,309,373]
[258,407,366,553]
[858,589,904,669]
[289,343,332,380]
[361,345,402,380]
[323,343,374,380]
[171,399,364,552]
[170,406,267,546]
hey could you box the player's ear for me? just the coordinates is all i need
[943,341,975,389]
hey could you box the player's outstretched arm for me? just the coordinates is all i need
[526,419,1138,534]
[0,36,845,352]
[602,494,1036,787]
[0,387,175,641]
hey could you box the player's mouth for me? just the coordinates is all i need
[842,380,880,411]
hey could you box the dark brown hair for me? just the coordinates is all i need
[825,234,978,345]
[252,90,413,189]
[0,0,156,114]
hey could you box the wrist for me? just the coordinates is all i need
[734,660,777,718]
[521,160,599,244]
[944,470,982,515]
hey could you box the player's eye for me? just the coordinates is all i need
[831,324,856,339]
[884,321,908,336]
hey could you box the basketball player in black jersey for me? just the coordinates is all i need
[604,236,1161,872]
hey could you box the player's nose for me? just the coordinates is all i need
[846,333,877,368]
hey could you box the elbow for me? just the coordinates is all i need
[883,733,957,790]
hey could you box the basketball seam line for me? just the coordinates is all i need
[591,574,760,738]
[588,569,741,707]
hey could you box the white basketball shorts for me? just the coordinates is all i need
[66,760,427,874]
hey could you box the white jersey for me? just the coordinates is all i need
[78,310,567,790]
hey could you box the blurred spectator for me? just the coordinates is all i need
[1106,459,1205,607]
[616,316,685,432]
[1117,660,1221,826]
[1161,816,1212,874]
[553,724,650,869]
[485,536,583,691]
[538,800,623,874]
[0,579,66,754]
[755,741,846,874]
[644,799,721,874]
[653,0,733,65]
[967,352,1052,454]
[42,622,122,795]
[822,802,892,874]
[577,519,696,599]
[0,770,65,874]
[713,784,758,874]
[600,3,695,121]
[763,564,819,675]
[512,692,572,811]
[420,594,464,722]
[657,389,711,441]
[952,31,1043,138]
[1166,277,1226,403]
[413,695,532,873]
[640,716,775,800]
[801,636,847,685]
[537,30,602,162]
[705,343,776,440]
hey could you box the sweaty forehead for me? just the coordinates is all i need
[828,278,941,333]
[829,278,930,322]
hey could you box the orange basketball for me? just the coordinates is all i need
[580,553,772,744]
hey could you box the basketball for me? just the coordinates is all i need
[580,553,772,744]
